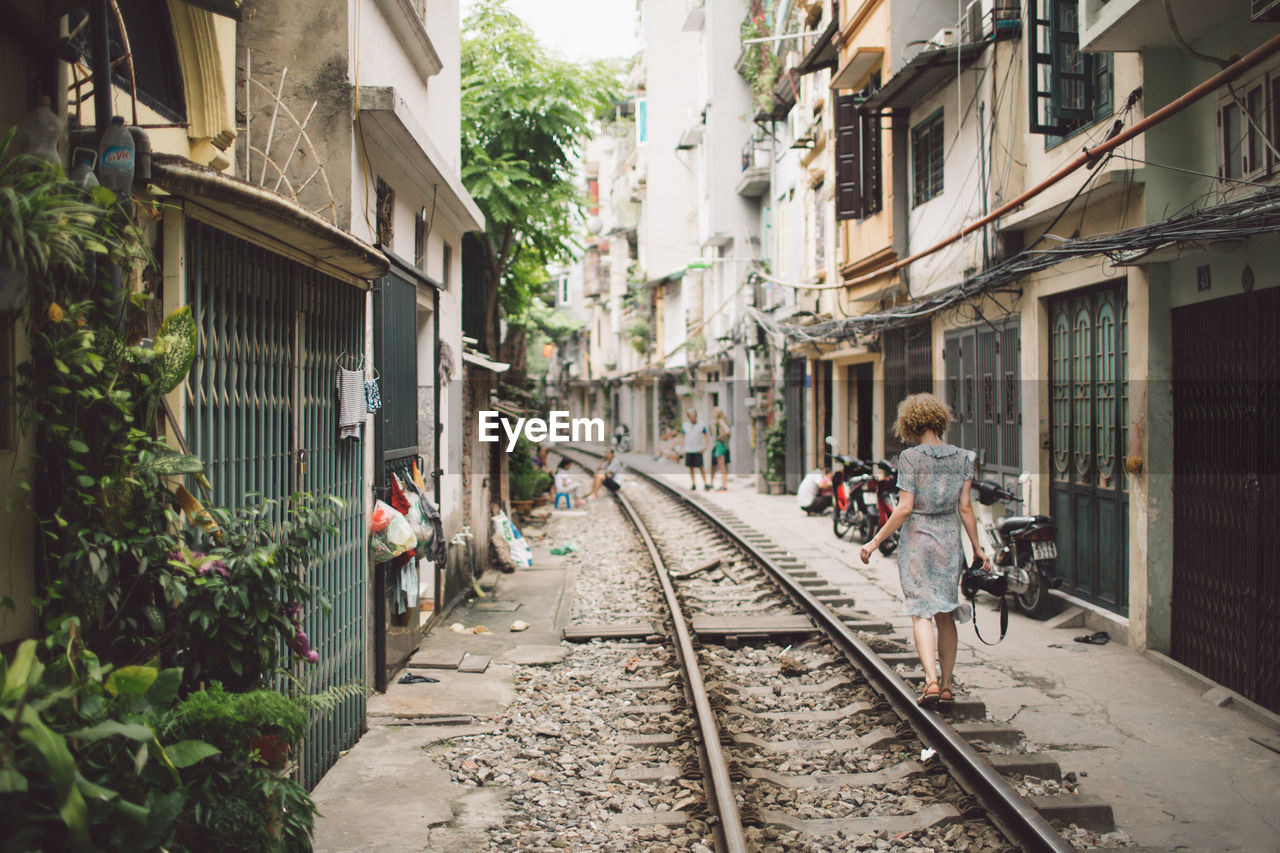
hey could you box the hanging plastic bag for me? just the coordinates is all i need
[370,499,417,562]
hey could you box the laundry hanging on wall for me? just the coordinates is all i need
[337,361,366,441]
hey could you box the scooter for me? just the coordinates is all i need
[869,458,901,555]
[612,424,632,453]
[827,440,876,543]
[967,470,1061,618]
[826,438,898,554]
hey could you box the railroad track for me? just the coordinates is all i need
[558,446,1092,853]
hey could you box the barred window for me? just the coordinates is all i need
[912,110,944,207]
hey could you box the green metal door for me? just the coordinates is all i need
[185,220,367,789]
[1048,284,1128,613]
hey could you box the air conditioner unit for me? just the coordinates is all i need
[962,0,984,43]
[929,27,958,48]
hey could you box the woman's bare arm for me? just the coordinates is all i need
[860,491,914,563]
[958,479,992,569]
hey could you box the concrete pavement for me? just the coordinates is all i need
[620,450,1280,853]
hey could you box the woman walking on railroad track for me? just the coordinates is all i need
[859,393,992,710]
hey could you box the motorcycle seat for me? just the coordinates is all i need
[995,515,1050,535]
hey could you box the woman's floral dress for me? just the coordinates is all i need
[895,443,976,621]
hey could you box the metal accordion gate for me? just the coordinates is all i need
[185,220,368,789]
[1171,286,1280,714]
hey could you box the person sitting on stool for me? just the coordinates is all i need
[553,459,578,509]
[797,466,833,515]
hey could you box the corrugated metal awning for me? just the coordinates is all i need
[151,155,388,285]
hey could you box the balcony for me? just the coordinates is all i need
[1080,0,1243,52]
[736,136,770,197]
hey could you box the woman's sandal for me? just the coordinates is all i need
[918,681,941,709]
[937,687,955,711]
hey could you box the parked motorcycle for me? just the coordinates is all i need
[826,438,899,554]
[827,440,875,543]
[967,470,1061,618]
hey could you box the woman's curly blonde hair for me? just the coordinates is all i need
[892,392,952,444]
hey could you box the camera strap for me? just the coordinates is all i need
[971,593,1008,645]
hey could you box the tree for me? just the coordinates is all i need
[460,0,621,357]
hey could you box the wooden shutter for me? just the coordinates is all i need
[860,108,882,215]
[836,93,862,221]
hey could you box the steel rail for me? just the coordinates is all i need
[570,446,1074,853]
[560,450,749,853]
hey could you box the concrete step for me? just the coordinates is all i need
[1028,793,1115,832]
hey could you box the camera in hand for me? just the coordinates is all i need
[961,556,1006,599]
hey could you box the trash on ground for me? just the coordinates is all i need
[398,673,439,684]
[472,625,491,634]
[549,542,579,555]
[449,622,469,633]
[510,620,530,632]
[920,747,936,762]
[1074,631,1110,645]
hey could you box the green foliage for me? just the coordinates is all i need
[625,319,651,355]
[740,11,782,114]
[513,297,585,343]
[508,435,552,501]
[0,619,216,852]
[766,418,787,480]
[166,494,344,691]
[0,128,111,284]
[461,0,623,337]
[164,684,306,764]
[162,684,317,852]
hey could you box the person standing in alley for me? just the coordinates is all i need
[710,407,732,492]
[859,393,991,710]
[682,408,712,491]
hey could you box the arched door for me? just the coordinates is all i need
[1048,284,1129,613]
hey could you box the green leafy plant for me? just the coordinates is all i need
[163,683,317,852]
[0,619,217,852]
[766,418,787,480]
[740,10,782,114]
[508,435,553,501]
[625,319,651,355]
[0,128,109,285]
[165,494,344,692]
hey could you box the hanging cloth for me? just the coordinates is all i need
[337,367,366,441]
[366,378,383,413]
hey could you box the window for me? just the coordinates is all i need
[442,243,452,289]
[1029,0,1113,136]
[70,4,186,123]
[834,74,883,221]
[414,207,427,270]
[1220,78,1271,181]
[558,275,570,305]
[636,98,648,145]
[375,178,394,247]
[912,110,944,206]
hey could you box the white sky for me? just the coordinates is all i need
[461,0,641,62]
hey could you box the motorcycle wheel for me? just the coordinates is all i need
[878,530,899,556]
[833,505,852,539]
[855,513,876,544]
[1014,562,1053,618]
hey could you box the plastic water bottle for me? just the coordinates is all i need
[68,149,99,189]
[20,96,63,165]
[97,116,135,194]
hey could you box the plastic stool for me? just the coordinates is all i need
[554,492,572,509]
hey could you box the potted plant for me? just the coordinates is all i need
[764,418,787,495]
[0,127,110,312]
